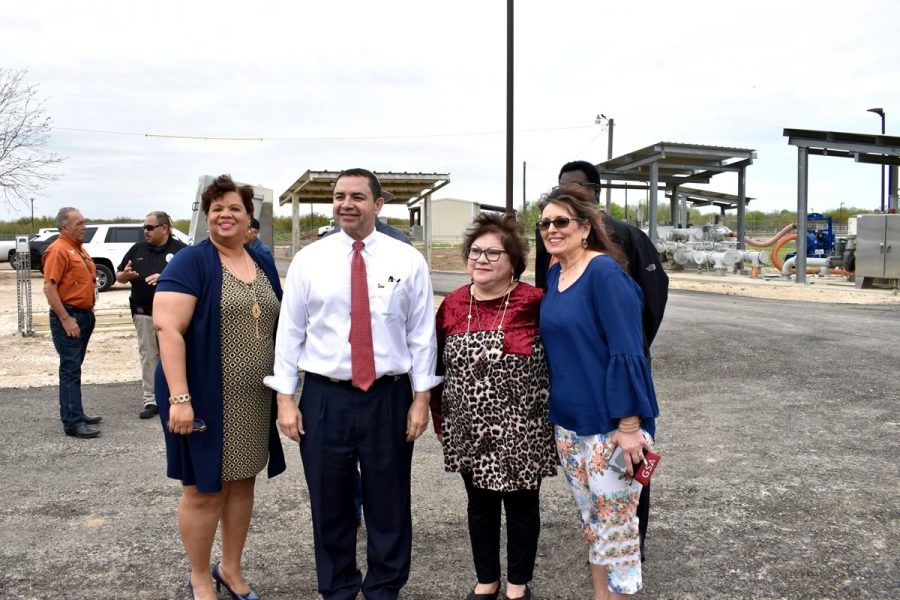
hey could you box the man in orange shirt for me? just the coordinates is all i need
[43,207,102,438]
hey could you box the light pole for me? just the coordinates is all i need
[839,201,845,223]
[867,107,886,211]
[595,114,614,212]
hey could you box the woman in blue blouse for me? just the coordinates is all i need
[538,185,659,599]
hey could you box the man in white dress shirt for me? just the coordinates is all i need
[267,168,440,600]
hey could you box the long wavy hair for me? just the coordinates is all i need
[538,184,626,269]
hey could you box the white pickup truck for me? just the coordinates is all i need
[0,239,16,262]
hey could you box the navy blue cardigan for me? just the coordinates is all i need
[155,239,286,492]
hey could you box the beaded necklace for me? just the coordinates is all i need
[464,282,512,381]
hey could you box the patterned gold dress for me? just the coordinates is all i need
[219,263,280,481]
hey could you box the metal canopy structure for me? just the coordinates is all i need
[784,128,900,283]
[665,186,755,214]
[278,170,450,264]
[595,142,756,245]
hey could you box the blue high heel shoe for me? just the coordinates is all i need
[212,561,260,600]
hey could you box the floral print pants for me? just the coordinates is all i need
[555,425,646,595]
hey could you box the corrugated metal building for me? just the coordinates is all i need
[428,198,479,242]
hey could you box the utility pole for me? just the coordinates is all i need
[606,118,614,213]
[505,0,514,213]
[595,114,614,212]
[522,161,526,213]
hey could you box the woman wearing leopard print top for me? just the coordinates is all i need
[430,212,556,600]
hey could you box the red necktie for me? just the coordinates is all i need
[350,241,376,391]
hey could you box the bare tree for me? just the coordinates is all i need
[0,68,64,210]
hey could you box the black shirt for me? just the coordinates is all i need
[117,236,187,315]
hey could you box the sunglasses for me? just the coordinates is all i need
[537,216,585,231]
[143,223,166,231]
[467,246,508,262]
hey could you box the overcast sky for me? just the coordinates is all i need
[2,0,898,223]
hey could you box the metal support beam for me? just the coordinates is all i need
[890,165,899,211]
[796,147,809,283]
[291,193,300,257]
[612,152,665,173]
[669,187,678,227]
[424,192,433,270]
[737,167,747,251]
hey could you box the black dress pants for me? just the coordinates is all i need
[300,374,414,600]
[462,474,541,586]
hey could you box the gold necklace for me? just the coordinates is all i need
[465,283,512,381]
[243,253,261,340]
[560,252,590,282]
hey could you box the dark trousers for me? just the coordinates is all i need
[462,474,541,586]
[637,483,650,560]
[49,308,95,430]
[299,374,414,600]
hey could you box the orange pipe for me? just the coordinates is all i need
[770,234,795,271]
[745,223,797,248]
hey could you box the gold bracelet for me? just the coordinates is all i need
[169,393,192,405]
[617,418,641,433]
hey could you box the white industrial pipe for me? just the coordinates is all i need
[740,250,771,267]
[782,256,828,278]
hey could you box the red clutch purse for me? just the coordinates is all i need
[633,449,661,486]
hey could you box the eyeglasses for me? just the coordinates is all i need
[537,216,585,231]
[143,223,165,231]
[467,246,508,262]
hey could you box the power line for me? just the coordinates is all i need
[52,124,595,142]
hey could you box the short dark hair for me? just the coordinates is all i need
[146,211,171,227]
[250,217,261,230]
[335,168,382,200]
[539,184,626,269]
[461,211,529,280]
[200,174,255,216]
[559,160,601,186]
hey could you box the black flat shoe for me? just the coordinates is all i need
[83,414,102,424]
[466,588,500,600]
[139,404,158,419]
[64,424,100,438]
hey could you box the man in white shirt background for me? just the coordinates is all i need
[267,168,440,600]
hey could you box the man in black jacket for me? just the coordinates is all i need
[536,160,668,558]
[116,211,187,419]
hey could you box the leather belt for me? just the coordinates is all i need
[62,304,93,314]
[306,372,406,390]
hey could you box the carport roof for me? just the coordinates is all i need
[784,128,900,164]
[596,142,756,185]
[665,186,755,210]
[278,170,450,206]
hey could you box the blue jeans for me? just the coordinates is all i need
[49,308,96,430]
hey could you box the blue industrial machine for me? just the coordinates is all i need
[787,213,834,260]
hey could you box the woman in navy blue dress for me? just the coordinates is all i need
[538,185,659,599]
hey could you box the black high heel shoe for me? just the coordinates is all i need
[187,581,198,600]
[212,561,260,600]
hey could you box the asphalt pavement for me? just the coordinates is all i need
[1,291,898,599]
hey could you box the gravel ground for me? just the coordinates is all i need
[1,289,898,599]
